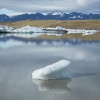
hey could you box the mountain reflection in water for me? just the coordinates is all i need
[0,33,100,100]
[0,33,100,48]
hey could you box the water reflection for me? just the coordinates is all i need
[0,33,100,48]
[0,33,100,100]
[72,73,97,78]
[32,79,71,93]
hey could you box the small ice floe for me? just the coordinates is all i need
[43,26,68,33]
[0,25,14,32]
[67,29,97,35]
[0,25,45,33]
[32,60,71,80]
[82,30,97,36]
[13,25,45,33]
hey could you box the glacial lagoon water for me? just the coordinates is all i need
[0,34,100,100]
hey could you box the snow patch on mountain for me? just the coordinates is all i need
[51,11,64,15]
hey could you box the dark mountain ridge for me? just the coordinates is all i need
[0,12,100,22]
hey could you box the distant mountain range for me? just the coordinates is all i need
[0,12,100,22]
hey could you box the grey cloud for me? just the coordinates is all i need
[0,0,100,13]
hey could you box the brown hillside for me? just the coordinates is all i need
[0,20,100,30]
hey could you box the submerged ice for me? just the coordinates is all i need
[32,60,71,80]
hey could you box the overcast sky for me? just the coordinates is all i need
[0,0,100,15]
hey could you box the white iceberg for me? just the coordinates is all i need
[32,60,71,80]
[0,25,14,32]
[0,25,45,33]
[67,29,97,35]
[13,25,45,33]
[0,25,67,33]
[0,25,98,35]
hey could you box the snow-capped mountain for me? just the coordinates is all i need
[0,12,100,22]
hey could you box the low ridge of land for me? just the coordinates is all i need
[0,20,100,30]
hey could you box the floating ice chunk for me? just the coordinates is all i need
[0,25,14,32]
[0,25,45,33]
[13,25,45,33]
[32,60,71,80]
[67,29,97,35]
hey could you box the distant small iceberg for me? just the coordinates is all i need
[0,25,14,33]
[0,25,98,35]
[0,25,68,33]
[0,25,45,33]
[32,60,71,80]
[67,29,98,35]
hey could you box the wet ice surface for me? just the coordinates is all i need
[0,34,100,100]
[32,60,71,80]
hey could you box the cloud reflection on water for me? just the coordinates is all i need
[0,34,100,48]
[0,35,100,62]
[0,34,100,100]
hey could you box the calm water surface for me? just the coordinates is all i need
[0,34,100,100]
